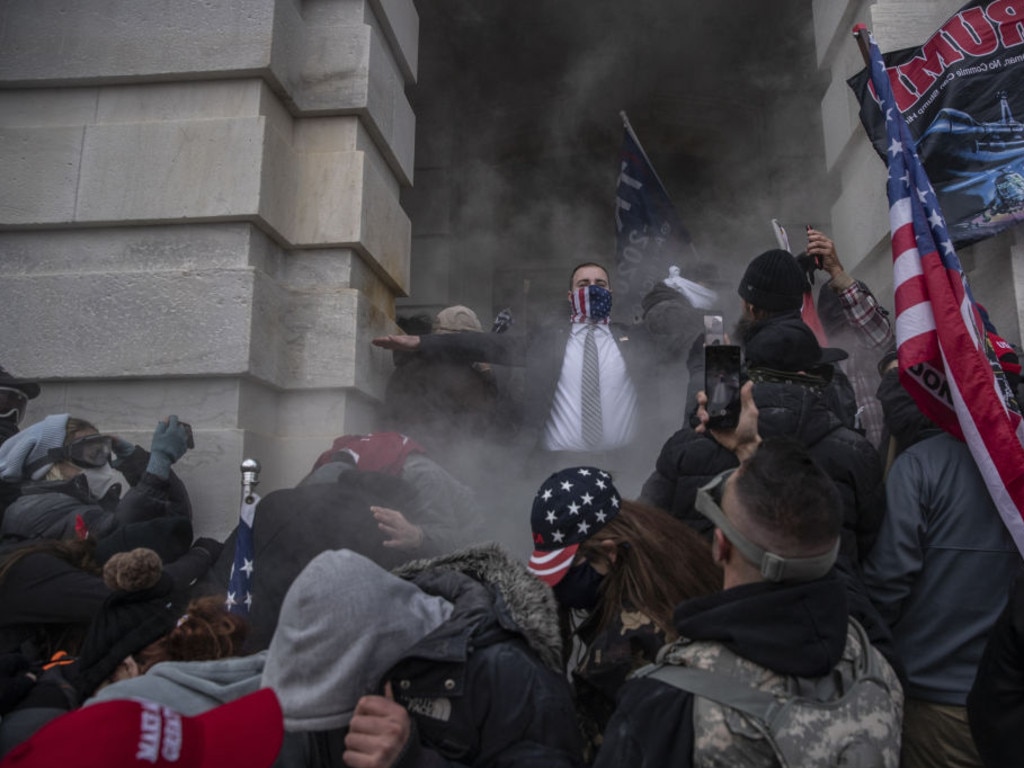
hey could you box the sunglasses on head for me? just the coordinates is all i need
[695,468,838,583]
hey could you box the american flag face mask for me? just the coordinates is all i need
[570,285,613,323]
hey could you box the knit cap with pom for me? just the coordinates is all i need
[102,548,163,592]
[73,548,177,699]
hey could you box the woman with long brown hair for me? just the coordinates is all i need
[527,466,720,761]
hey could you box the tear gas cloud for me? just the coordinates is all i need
[390,1,854,554]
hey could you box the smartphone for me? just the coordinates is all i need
[703,314,725,346]
[180,422,196,450]
[705,345,743,429]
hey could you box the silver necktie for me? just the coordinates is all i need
[581,324,603,447]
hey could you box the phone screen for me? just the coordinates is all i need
[705,345,742,429]
[703,314,725,346]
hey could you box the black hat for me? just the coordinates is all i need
[738,250,807,312]
[0,364,40,399]
[745,318,848,372]
[73,549,177,699]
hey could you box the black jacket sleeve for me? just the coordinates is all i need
[0,553,108,627]
[418,332,528,368]
[593,677,696,768]
[113,446,193,525]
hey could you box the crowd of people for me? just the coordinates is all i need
[0,229,1022,767]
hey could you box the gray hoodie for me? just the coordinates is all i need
[86,652,267,715]
[261,549,454,732]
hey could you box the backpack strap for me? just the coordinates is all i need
[634,617,885,727]
[633,661,785,724]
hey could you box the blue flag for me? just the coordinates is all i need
[614,112,696,322]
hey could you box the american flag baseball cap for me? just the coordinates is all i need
[528,466,621,586]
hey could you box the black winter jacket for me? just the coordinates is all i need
[0,446,192,543]
[640,379,885,563]
[968,567,1024,768]
[307,545,585,768]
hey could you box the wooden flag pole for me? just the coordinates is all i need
[852,23,872,67]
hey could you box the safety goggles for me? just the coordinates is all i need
[65,434,114,468]
[24,434,114,477]
[0,386,29,425]
[695,469,838,583]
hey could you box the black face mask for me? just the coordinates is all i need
[553,560,605,611]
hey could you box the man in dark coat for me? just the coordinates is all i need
[642,250,884,565]
[595,413,901,767]
[373,263,681,487]
[261,545,584,767]
[210,443,484,651]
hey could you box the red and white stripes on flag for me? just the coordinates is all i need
[863,28,1024,556]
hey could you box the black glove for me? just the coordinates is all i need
[192,537,224,564]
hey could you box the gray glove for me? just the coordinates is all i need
[109,436,137,468]
[146,415,190,479]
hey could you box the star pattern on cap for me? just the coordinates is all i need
[529,466,622,553]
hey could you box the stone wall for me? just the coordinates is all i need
[0,0,418,536]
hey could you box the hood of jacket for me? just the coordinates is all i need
[673,572,849,678]
[392,543,563,673]
[0,475,117,542]
[87,652,268,715]
[753,379,844,448]
[262,549,455,733]
[875,368,939,449]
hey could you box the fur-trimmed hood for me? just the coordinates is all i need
[392,542,563,672]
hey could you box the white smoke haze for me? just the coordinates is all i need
[393,1,836,552]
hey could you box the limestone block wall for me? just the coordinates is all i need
[813,0,1024,346]
[0,0,418,536]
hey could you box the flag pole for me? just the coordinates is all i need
[620,111,674,203]
[852,24,871,67]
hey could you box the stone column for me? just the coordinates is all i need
[812,0,1022,344]
[0,0,417,535]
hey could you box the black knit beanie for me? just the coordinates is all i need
[73,549,177,699]
[737,249,807,312]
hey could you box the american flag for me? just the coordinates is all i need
[227,493,259,616]
[569,286,613,324]
[863,29,1024,555]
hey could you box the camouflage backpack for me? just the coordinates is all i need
[632,618,902,767]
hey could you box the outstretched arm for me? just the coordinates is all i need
[373,335,422,352]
